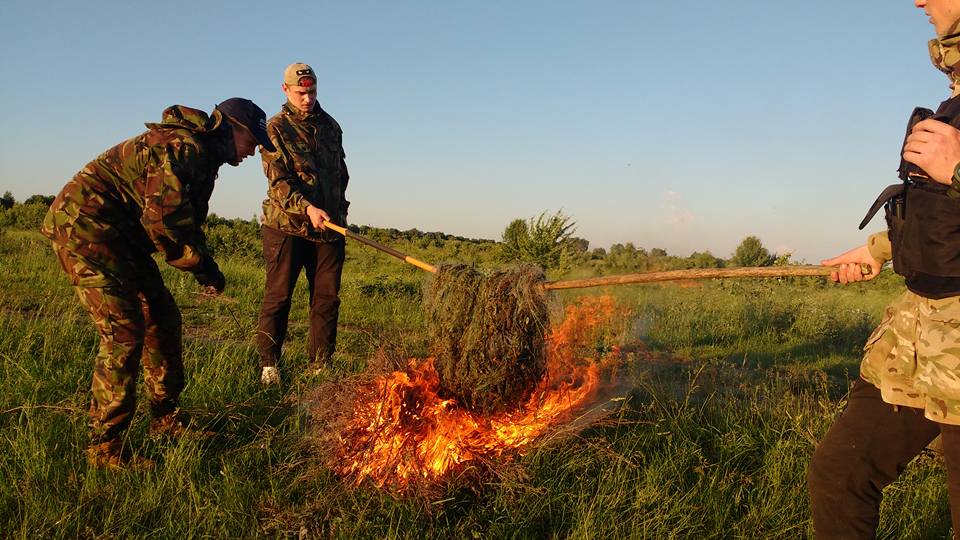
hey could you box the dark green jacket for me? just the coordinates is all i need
[41,105,230,287]
[260,101,349,242]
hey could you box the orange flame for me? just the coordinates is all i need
[335,296,623,490]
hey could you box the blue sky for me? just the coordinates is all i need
[0,1,947,262]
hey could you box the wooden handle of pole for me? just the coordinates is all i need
[542,264,868,291]
[322,221,438,273]
[314,224,874,287]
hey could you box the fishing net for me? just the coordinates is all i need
[423,263,550,414]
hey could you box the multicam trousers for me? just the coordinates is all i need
[52,242,184,444]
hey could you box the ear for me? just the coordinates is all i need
[208,108,225,131]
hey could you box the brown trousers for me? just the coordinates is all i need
[808,377,960,539]
[256,225,344,367]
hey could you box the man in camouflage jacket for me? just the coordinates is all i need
[42,98,274,468]
[256,63,350,385]
[808,1,960,536]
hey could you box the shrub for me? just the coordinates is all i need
[0,202,49,230]
[203,215,262,260]
[498,210,577,272]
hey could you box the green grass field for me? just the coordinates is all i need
[0,227,953,539]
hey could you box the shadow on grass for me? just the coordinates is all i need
[642,318,871,401]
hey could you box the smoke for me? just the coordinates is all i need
[664,190,694,226]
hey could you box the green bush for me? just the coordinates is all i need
[0,202,48,230]
[497,210,577,272]
[202,214,262,260]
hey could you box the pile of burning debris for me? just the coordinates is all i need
[307,294,628,493]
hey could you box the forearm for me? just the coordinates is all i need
[262,152,315,216]
[266,176,311,213]
[144,200,214,273]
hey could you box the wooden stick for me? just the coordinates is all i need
[322,221,439,273]
[313,226,855,292]
[542,265,835,290]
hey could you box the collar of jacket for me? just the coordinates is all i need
[282,101,323,122]
[929,17,960,91]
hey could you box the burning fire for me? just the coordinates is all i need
[335,296,624,490]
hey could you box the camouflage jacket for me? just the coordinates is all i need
[260,101,349,242]
[41,105,230,287]
[860,290,960,425]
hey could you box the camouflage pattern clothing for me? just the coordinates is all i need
[42,106,229,283]
[809,17,960,538]
[59,248,184,443]
[862,288,960,425]
[41,105,231,445]
[929,17,960,94]
[260,101,349,243]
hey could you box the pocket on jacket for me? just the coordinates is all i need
[861,299,918,380]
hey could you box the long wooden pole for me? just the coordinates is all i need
[318,225,849,290]
[322,221,439,273]
[542,265,835,290]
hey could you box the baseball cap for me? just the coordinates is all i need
[283,63,316,87]
[216,97,276,152]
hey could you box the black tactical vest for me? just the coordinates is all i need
[860,95,960,298]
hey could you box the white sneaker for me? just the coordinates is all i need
[261,366,280,385]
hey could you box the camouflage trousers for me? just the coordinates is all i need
[861,289,960,425]
[52,242,184,444]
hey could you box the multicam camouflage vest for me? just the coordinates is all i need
[260,102,349,243]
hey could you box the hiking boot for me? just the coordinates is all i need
[86,441,153,471]
[149,411,191,438]
[261,366,280,385]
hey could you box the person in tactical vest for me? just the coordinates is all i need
[42,98,275,469]
[808,1,960,536]
[256,63,350,385]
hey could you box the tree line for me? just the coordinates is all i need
[497,210,788,273]
[0,194,789,272]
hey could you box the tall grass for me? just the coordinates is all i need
[0,229,951,538]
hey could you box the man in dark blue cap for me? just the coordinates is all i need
[42,97,272,468]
